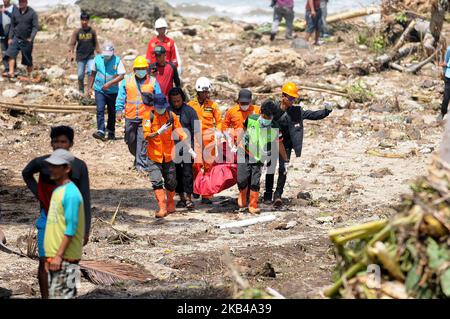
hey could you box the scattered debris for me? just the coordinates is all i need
[216,214,277,229]
[229,227,245,234]
[369,168,394,178]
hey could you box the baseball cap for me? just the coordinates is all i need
[154,46,166,56]
[102,42,114,56]
[45,149,75,166]
[80,12,90,20]
[153,93,170,109]
[238,89,252,104]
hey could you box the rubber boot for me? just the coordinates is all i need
[166,190,176,214]
[78,79,84,94]
[238,187,248,208]
[248,191,261,215]
[154,189,167,218]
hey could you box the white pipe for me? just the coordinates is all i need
[216,214,276,229]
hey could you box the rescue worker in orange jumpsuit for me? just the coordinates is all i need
[116,56,162,172]
[222,89,260,150]
[143,93,197,218]
[188,77,222,204]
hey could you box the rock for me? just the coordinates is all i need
[297,192,312,200]
[336,98,350,109]
[34,32,57,43]
[192,43,203,55]
[112,18,134,31]
[406,127,421,140]
[218,33,237,41]
[228,227,244,234]
[68,75,78,81]
[182,27,197,36]
[236,71,264,88]
[369,168,393,178]
[420,79,435,89]
[44,65,65,81]
[241,46,306,77]
[186,65,201,76]
[0,287,12,299]
[420,147,433,154]
[315,216,333,224]
[243,24,254,31]
[167,31,184,40]
[274,220,297,230]
[2,89,19,98]
[359,44,368,50]
[389,129,407,141]
[322,164,335,173]
[25,85,47,92]
[64,87,82,100]
[263,72,286,89]
[76,0,174,27]
[291,38,310,50]
[241,31,263,41]
[259,263,276,278]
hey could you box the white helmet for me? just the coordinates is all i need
[195,77,212,92]
[155,18,168,29]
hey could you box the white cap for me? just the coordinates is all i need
[102,41,114,56]
[155,18,168,29]
[45,149,75,166]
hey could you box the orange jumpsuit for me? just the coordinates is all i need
[222,104,260,143]
[188,97,222,176]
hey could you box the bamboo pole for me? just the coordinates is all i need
[0,101,96,110]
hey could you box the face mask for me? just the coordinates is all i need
[135,70,147,79]
[258,116,272,127]
[240,104,250,111]
[155,108,166,115]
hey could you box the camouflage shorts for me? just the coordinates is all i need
[48,261,81,299]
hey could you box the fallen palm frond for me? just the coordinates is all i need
[325,155,450,299]
[79,260,154,286]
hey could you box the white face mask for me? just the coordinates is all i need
[155,108,166,115]
[240,104,250,111]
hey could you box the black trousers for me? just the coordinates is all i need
[175,162,194,195]
[264,147,292,199]
[238,161,263,192]
[442,77,450,116]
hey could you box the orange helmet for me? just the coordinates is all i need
[281,82,299,98]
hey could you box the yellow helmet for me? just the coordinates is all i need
[133,56,149,69]
[281,82,299,98]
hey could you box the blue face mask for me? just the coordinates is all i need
[155,108,166,115]
[259,116,272,127]
[135,70,147,79]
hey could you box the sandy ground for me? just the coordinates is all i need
[0,12,447,298]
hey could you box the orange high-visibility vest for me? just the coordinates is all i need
[124,74,156,119]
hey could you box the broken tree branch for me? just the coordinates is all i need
[388,49,438,73]
[392,20,416,52]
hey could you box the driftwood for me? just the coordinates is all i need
[295,7,380,29]
[388,49,438,73]
[392,20,416,52]
[0,101,96,113]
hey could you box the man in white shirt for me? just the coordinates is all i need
[0,0,16,75]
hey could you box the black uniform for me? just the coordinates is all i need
[169,103,199,196]
[264,104,332,201]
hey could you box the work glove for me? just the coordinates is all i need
[284,162,290,175]
[324,101,334,111]
[188,148,197,160]
[157,123,172,135]
[215,131,224,140]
